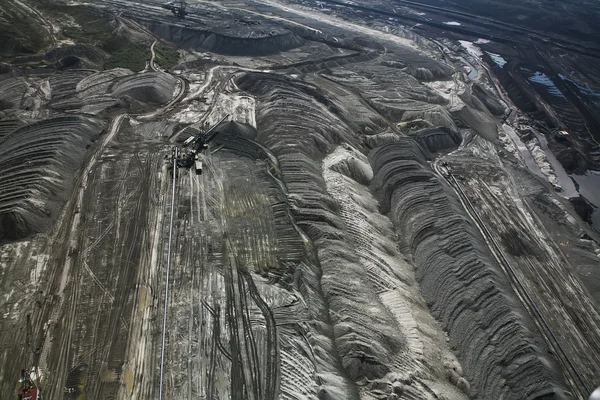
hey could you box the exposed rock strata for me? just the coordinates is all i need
[143,22,305,56]
[49,71,96,101]
[51,69,134,114]
[369,139,567,399]
[323,62,457,131]
[407,126,461,154]
[0,119,23,140]
[111,71,179,106]
[0,77,28,110]
[0,115,104,240]
[237,72,470,399]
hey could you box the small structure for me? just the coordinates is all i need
[194,154,203,175]
[183,136,195,146]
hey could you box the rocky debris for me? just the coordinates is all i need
[0,115,104,240]
[363,130,403,149]
[214,119,257,140]
[452,104,499,141]
[452,87,501,141]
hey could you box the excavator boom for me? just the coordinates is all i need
[161,0,188,18]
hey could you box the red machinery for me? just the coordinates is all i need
[17,369,40,400]
[16,315,41,400]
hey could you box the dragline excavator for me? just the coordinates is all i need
[177,115,230,174]
[161,0,188,18]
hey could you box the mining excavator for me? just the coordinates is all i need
[161,0,187,18]
[16,316,41,400]
[178,115,229,174]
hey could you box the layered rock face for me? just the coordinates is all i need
[235,70,571,399]
[407,126,462,154]
[0,77,28,110]
[49,70,178,114]
[322,60,458,132]
[52,69,134,114]
[237,72,471,399]
[0,116,104,240]
[369,139,567,399]
[111,71,179,105]
[143,22,305,56]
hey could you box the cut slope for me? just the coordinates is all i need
[0,115,104,240]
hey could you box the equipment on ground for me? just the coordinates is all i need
[177,115,230,174]
[17,369,40,400]
[16,316,41,400]
[161,0,187,18]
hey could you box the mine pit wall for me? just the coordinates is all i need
[369,139,568,399]
[0,115,105,240]
[140,21,305,56]
[210,130,357,399]
[236,70,570,398]
[236,72,473,399]
[485,56,600,172]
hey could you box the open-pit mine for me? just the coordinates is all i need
[1,0,600,399]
